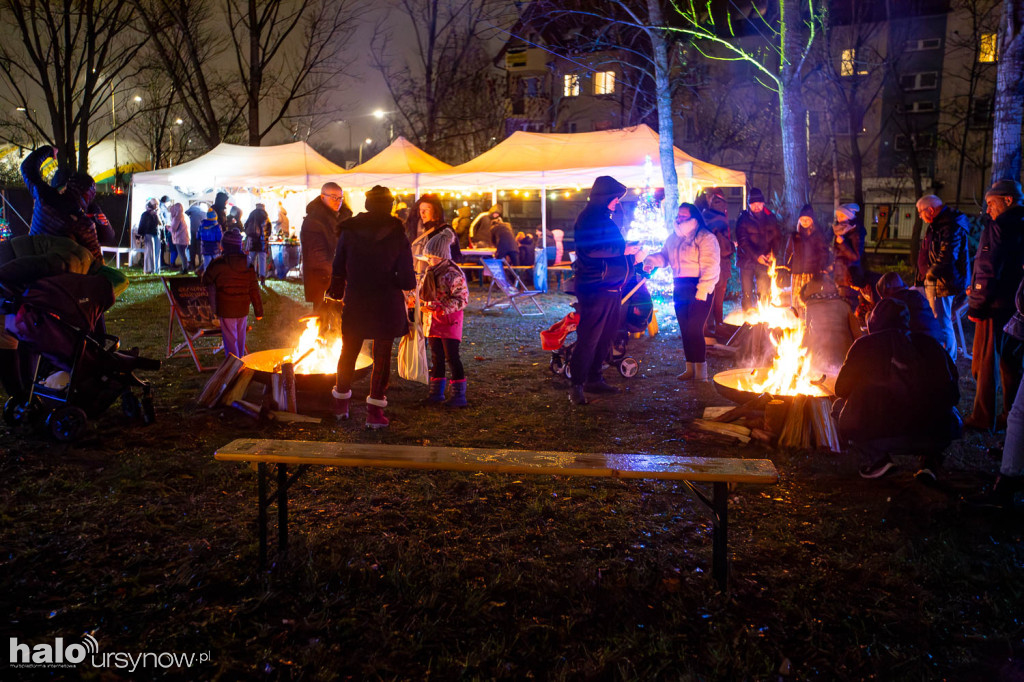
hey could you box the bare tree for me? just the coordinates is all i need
[669,0,823,226]
[371,0,510,163]
[225,0,360,146]
[0,0,147,173]
[991,0,1024,181]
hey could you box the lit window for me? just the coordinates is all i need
[563,74,580,97]
[840,48,868,77]
[594,71,615,95]
[979,33,997,62]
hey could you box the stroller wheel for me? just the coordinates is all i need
[4,395,44,428]
[121,391,141,420]
[618,357,639,378]
[563,362,572,380]
[47,406,88,442]
[550,355,564,375]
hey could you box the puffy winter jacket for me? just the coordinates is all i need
[736,208,781,267]
[244,208,270,253]
[201,252,263,319]
[20,145,102,261]
[922,206,970,298]
[571,203,631,293]
[968,205,1024,319]
[647,228,720,301]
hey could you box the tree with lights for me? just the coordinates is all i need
[626,155,673,294]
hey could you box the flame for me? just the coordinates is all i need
[287,317,342,374]
[724,257,827,397]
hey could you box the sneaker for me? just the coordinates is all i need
[568,385,588,405]
[583,379,619,394]
[859,457,895,479]
[913,468,937,484]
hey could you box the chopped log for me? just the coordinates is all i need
[807,397,842,452]
[706,344,739,357]
[702,406,735,420]
[712,393,771,423]
[750,428,775,444]
[281,362,298,413]
[778,395,809,448]
[764,399,788,435]
[692,418,751,443]
[197,355,244,407]
[219,367,255,406]
[231,399,263,420]
[269,374,288,413]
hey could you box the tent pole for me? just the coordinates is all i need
[415,175,420,201]
[492,187,497,207]
[539,184,548,293]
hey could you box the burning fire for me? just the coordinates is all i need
[286,317,342,374]
[724,258,828,397]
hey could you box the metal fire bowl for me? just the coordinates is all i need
[240,348,372,393]
[712,367,835,405]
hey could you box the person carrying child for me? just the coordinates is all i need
[419,230,470,407]
[202,229,263,360]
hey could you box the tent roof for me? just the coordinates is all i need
[131,141,347,189]
[341,137,453,190]
[430,124,745,190]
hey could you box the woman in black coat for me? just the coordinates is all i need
[327,186,416,429]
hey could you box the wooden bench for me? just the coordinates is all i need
[215,438,779,590]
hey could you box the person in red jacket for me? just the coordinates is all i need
[202,229,263,359]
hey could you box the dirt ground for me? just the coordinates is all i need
[1,273,1021,681]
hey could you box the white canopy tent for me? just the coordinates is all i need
[340,136,452,195]
[130,141,349,229]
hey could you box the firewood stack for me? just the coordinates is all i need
[197,355,320,424]
[690,392,842,452]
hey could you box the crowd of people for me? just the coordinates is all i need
[4,142,1022,507]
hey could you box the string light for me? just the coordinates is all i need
[626,155,672,295]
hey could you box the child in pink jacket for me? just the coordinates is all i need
[419,231,469,406]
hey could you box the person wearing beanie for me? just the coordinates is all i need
[198,209,223,271]
[784,204,830,316]
[326,185,416,428]
[643,203,721,382]
[915,194,969,359]
[202,228,263,360]
[876,271,943,344]
[301,182,351,333]
[833,296,961,481]
[418,230,470,406]
[963,179,1024,432]
[701,187,733,336]
[568,175,645,405]
[405,193,462,273]
[831,203,866,294]
[735,187,780,311]
[137,198,162,274]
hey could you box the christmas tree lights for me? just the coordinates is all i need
[625,155,672,294]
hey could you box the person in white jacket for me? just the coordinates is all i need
[644,202,721,381]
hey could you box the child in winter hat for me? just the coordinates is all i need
[419,230,470,407]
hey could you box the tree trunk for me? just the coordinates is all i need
[247,0,261,146]
[778,0,810,229]
[991,0,1024,182]
[647,0,678,224]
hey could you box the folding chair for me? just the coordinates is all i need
[162,276,236,371]
[481,258,544,316]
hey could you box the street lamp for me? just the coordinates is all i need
[358,138,373,164]
[373,108,394,142]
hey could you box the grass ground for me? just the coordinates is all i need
[1,269,1022,681]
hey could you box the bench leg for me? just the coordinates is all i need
[711,482,729,591]
[278,463,289,558]
[258,462,269,570]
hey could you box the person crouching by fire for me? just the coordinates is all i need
[326,185,416,429]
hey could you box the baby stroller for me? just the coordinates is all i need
[542,270,653,380]
[1,272,160,441]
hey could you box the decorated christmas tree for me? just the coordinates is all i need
[625,155,672,295]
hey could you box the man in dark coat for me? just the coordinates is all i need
[702,187,733,335]
[301,182,349,331]
[568,175,645,405]
[326,185,416,429]
[965,179,1024,431]
[735,187,780,311]
[833,298,961,481]
[212,191,230,228]
[490,218,519,266]
[916,194,969,358]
